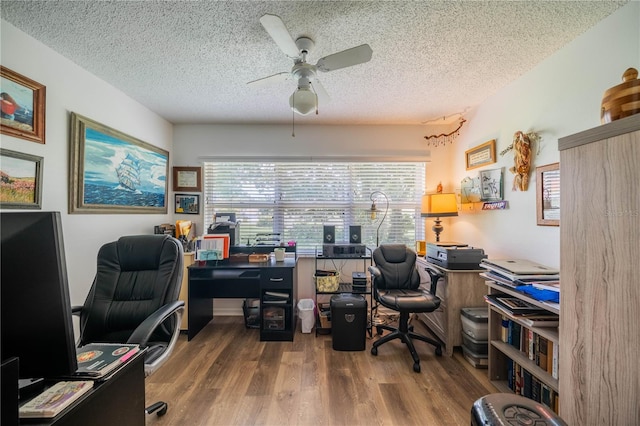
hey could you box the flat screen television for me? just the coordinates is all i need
[1,211,78,383]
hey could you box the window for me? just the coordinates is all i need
[203,161,425,253]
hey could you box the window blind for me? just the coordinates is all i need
[203,161,425,253]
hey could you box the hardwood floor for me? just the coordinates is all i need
[145,316,496,425]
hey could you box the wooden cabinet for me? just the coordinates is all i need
[178,252,195,331]
[558,115,640,424]
[416,258,486,356]
[485,280,559,410]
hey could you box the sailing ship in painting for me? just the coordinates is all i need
[115,153,141,193]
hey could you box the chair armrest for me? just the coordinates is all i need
[368,265,381,279]
[424,265,443,295]
[127,300,185,348]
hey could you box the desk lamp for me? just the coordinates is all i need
[421,193,458,242]
[369,191,388,246]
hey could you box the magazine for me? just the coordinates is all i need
[74,343,140,378]
[19,380,93,418]
[484,294,549,315]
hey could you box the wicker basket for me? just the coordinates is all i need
[314,272,340,292]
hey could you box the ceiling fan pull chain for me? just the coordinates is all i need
[292,102,296,137]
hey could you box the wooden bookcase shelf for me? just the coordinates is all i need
[486,280,560,411]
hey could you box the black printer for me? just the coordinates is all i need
[426,243,486,270]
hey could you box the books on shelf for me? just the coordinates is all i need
[19,380,93,418]
[74,343,140,378]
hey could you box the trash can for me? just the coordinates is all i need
[471,393,567,425]
[297,299,315,333]
[330,294,367,351]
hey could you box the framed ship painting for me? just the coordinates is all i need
[69,112,169,213]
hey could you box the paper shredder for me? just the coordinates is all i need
[330,294,367,351]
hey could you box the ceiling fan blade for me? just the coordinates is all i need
[316,44,373,72]
[312,79,330,104]
[247,72,290,87]
[259,14,300,59]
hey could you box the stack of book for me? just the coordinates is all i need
[479,259,560,304]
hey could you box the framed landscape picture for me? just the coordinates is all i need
[0,66,46,144]
[69,112,169,214]
[0,148,43,209]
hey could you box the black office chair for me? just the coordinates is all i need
[369,244,442,372]
[73,234,184,416]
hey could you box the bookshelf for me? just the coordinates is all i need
[485,281,560,412]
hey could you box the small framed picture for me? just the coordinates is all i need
[1,66,46,144]
[536,162,560,226]
[172,166,201,192]
[465,139,496,170]
[0,148,43,209]
[175,193,200,214]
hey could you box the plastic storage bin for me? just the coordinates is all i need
[462,345,488,369]
[263,306,285,331]
[330,294,367,351]
[461,332,488,355]
[461,307,489,340]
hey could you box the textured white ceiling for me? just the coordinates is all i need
[1,1,628,125]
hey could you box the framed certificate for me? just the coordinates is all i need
[172,166,201,192]
[465,139,496,170]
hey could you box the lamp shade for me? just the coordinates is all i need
[289,87,316,115]
[421,193,458,217]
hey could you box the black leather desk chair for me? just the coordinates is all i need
[73,235,184,416]
[369,244,442,372]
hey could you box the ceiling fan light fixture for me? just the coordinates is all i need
[289,87,317,115]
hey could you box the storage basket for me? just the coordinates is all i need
[314,272,340,292]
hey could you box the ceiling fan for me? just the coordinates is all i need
[248,14,373,116]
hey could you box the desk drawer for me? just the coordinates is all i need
[260,269,293,289]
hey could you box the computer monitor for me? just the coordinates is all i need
[1,211,78,382]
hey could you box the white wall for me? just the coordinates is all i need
[449,1,639,269]
[0,21,174,305]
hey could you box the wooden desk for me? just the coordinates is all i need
[188,258,297,342]
[22,351,145,426]
[416,258,486,356]
[178,252,195,331]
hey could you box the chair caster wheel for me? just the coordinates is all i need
[157,404,168,416]
[376,326,383,335]
[435,347,443,356]
[408,325,414,332]
[413,362,421,373]
[371,347,378,356]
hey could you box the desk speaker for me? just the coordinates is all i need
[349,225,362,244]
[323,225,335,244]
